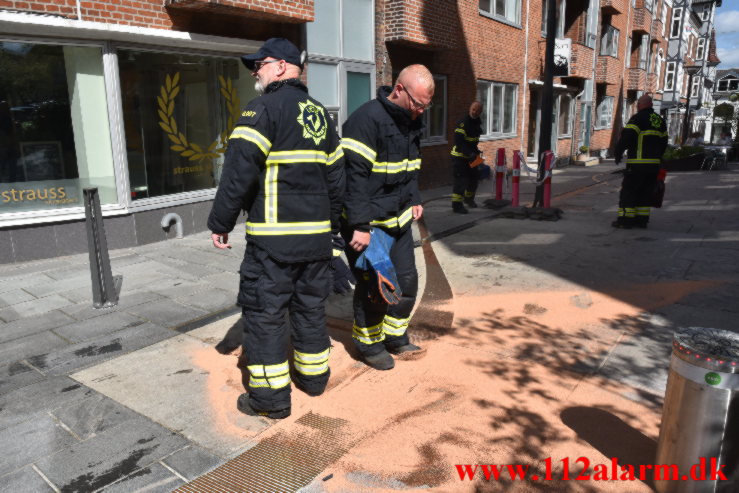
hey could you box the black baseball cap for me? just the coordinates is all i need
[241,38,304,70]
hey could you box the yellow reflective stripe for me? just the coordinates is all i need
[641,130,668,137]
[246,221,331,235]
[266,150,329,164]
[294,361,329,375]
[617,208,625,217]
[624,124,641,134]
[342,138,377,163]
[230,127,272,156]
[333,248,342,257]
[248,361,289,377]
[464,136,479,142]
[451,146,468,157]
[455,128,467,136]
[382,315,409,337]
[370,207,414,229]
[248,378,270,388]
[248,361,291,389]
[452,194,463,202]
[294,348,330,364]
[636,207,651,216]
[327,146,344,165]
[624,208,636,217]
[407,159,421,172]
[265,162,278,222]
[353,322,385,344]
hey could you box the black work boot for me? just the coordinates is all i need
[387,343,422,355]
[611,219,633,229]
[236,393,291,419]
[464,198,478,208]
[452,202,469,214]
[362,350,395,370]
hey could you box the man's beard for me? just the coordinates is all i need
[254,80,265,94]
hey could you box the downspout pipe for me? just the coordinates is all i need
[161,213,184,239]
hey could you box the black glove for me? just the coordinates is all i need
[330,235,355,295]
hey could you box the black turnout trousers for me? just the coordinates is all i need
[239,243,331,411]
[617,163,659,227]
[452,156,479,201]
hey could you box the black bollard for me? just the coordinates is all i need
[83,188,121,308]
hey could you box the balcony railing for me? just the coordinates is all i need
[569,42,595,79]
[384,0,458,49]
[596,56,621,85]
[627,67,648,91]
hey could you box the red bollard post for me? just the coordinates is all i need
[543,151,554,208]
[495,147,506,200]
[512,150,521,207]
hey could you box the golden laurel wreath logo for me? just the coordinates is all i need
[157,73,241,162]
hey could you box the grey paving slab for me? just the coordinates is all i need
[50,392,140,441]
[0,360,44,397]
[27,322,174,376]
[146,278,214,300]
[0,294,75,323]
[0,230,13,265]
[0,258,74,280]
[161,444,223,480]
[0,272,54,294]
[126,299,208,328]
[99,463,185,493]
[23,275,92,298]
[0,376,93,430]
[56,285,96,305]
[60,291,163,322]
[53,311,146,343]
[0,465,55,493]
[0,310,75,344]
[35,417,189,493]
[0,414,78,476]
[0,330,69,367]
[73,331,268,458]
[174,288,236,314]
[0,289,36,309]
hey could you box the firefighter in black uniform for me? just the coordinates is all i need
[208,38,347,419]
[612,94,668,229]
[341,65,434,370]
[450,101,484,214]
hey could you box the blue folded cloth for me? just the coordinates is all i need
[355,229,402,304]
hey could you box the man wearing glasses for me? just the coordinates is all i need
[341,65,434,370]
[208,38,348,419]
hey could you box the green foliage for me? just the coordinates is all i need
[663,146,704,161]
[714,103,734,119]
[578,145,589,153]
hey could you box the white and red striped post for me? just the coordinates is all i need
[495,147,506,200]
[543,151,555,208]
[512,150,521,207]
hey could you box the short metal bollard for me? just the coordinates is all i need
[655,327,739,492]
[83,188,121,308]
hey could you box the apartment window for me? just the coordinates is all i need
[691,76,700,98]
[636,35,650,69]
[655,49,664,87]
[661,2,668,36]
[696,38,705,61]
[701,4,710,21]
[306,0,374,127]
[670,8,683,38]
[717,77,739,92]
[626,37,631,68]
[0,41,117,214]
[480,0,521,25]
[421,75,447,143]
[600,25,620,57]
[596,95,614,129]
[664,62,676,90]
[476,81,517,137]
[557,93,574,137]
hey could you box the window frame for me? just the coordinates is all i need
[480,0,522,27]
[421,74,448,145]
[476,80,518,140]
[557,93,575,138]
[600,25,620,57]
[690,76,700,99]
[670,8,683,38]
[695,37,705,61]
[665,61,676,91]
[595,95,614,129]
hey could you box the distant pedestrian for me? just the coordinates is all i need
[612,94,667,229]
[717,132,732,146]
[450,101,483,214]
[340,64,433,370]
[207,38,349,419]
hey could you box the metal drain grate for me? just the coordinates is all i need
[175,412,353,492]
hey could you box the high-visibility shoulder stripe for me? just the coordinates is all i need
[246,221,331,235]
[641,130,668,137]
[624,124,641,134]
[327,146,344,165]
[266,150,328,164]
[230,127,272,156]
[341,138,377,163]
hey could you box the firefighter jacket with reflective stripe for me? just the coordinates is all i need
[341,86,423,234]
[450,115,482,159]
[208,79,345,263]
[614,108,668,165]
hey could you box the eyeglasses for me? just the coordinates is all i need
[253,59,280,72]
[402,85,433,111]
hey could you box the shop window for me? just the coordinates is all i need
[0,42,115,214]
[421,75,447,143]
[476,80,517,138]
[118,49,257,201]
[480,0,521,25]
